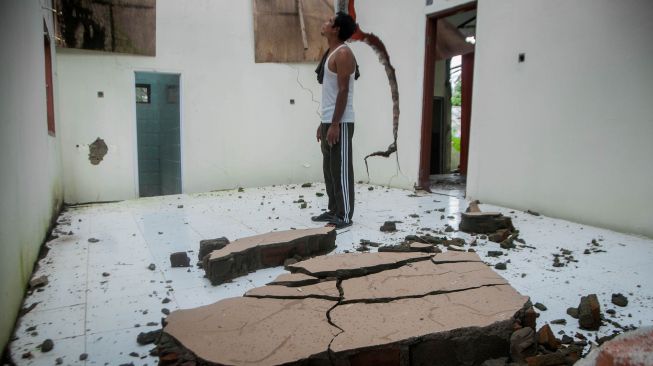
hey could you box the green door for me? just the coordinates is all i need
[135,72,181,197]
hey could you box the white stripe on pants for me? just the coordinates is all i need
[341,125,350,223]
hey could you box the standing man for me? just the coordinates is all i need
[311,12,357,229]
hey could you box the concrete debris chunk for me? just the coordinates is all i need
[136,329,161,345]
[534,302,547,311]
[510,326,538,363]
[537,324,561,351]
[494,262,507,270]
[198,237,229,261]
[466,200,482,213]
[578,294,602,330]
[489,229,512,243]
[160,251,532,365]
[29,275,48,289]
[203,227,336,285]
[611,293,628,307]
[169,252,190,267]
[459,212,514,234]
[379,241,440,253]
[39,339,54,352]
[567,307,579,319]
[380,221,397,232]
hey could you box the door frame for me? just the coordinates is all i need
[418,2,476,190]
[131,70,184,198]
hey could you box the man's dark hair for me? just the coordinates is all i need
[333,12,357,41]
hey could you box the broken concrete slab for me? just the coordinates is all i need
[459,212,514,234]
[267,272,320,287]
[286,251,432,279]
[162,297,338,365]
[160,251,532,366]
[330,285,530,362]
[203,227,336,285]
[198,237,229,261]
[245,281,339,301]
[341,259,508,303]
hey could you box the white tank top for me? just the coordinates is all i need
[321,44,355,123]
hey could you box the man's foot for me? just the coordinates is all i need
[311,211,335,222]
[327,217,353,229]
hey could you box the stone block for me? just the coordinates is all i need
[202,227,336,285]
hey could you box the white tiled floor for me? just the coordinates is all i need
[9,183,653,365]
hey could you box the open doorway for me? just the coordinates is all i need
[135,72,182,197]
[419,4,476,192]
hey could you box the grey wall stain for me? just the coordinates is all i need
[89,138,108,165]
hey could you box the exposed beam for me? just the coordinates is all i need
[297,0,309,50]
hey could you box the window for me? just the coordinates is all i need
[136,84,151,103]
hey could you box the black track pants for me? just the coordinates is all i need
[320,123,355,223]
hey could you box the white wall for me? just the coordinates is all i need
[468,0,653,237]
[0,0,63,350]
[57,0,427,203]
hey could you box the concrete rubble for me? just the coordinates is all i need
[202,227,336,285]
[158,251,536,365]
[198,236,230,262]
[169,252,191,268]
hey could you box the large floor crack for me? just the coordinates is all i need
[325,279,345,366]
[340,282,509,305]
[290,254,434,280]
[322,281,511,364]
